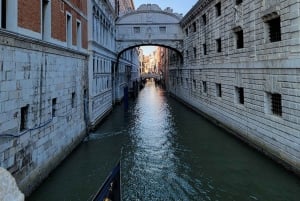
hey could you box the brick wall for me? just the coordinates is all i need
[18,0,41,33]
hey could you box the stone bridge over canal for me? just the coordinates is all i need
[116,4,184,55]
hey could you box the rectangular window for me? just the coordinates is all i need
[193,47,197,58]
[76,20,82,49]
[216,83,222,97]
[159,26,166,33]
[193,79,196,89]
[235,87,244,104]
[236,0,243,5]
[20,105,29,131]
[216,38,222,52]
[71,92,76,108]
[203,43,207,55]
[134,27,140,33]
[185,28,188,36]
[271,93,282,116]
[267,17,281,42]
[192,22,196,32]
[235,29,244,49]
[215,2,221,17]
[66,14,72,47]
[42,0,50,40]
[203,81,207,93]
[202,14,207,25]
[1,0,7,29]
[52,98,57,117]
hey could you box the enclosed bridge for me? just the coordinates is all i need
[116,4,184,54]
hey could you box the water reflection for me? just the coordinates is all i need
[122,81,193,200]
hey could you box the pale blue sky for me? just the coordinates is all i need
[133,0,198,15]
[133,0,198,55]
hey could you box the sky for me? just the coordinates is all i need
[133,0,198,55]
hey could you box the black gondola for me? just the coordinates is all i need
[92,162,121,201]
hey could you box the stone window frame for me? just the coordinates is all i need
[71,92,76,108]
[192,21,197,32]
[202,13,207,26]
[41,0,51,41]
[235,86,244,105]
[76,19,82,49]
[264,92,282,117]
[233,26,244,49]
[203,43,207,55]
[66,12,72,47]
[216,38,222,52]
[215,2,221,17]
[52,98,57,118]
[159,26,166,33]
[262,12,281,43]
[202,81,207,93]
[216,83,222,97]
[20,105,29,132]
[133,26,140,34]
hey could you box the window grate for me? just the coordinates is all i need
[268,17,281,42]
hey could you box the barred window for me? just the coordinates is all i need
[193,47,197,58]
[133,27,140,33]
[193,79,196,89]
[271,93,282,116]
[267,17,281,42]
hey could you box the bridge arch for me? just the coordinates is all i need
[116,4,184,55]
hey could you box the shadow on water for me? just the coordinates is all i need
[28,80,300,201]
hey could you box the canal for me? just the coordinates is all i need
[28,80,300,201]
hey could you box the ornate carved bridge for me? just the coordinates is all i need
[116,4,184,54]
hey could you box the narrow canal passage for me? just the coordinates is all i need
[28,80,300,201]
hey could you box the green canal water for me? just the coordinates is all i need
[28,80,300,201]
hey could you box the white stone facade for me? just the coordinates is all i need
[116,4,184,54]
[88,0,116,128]
[0,31,88,195]
[167,0,300,174]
